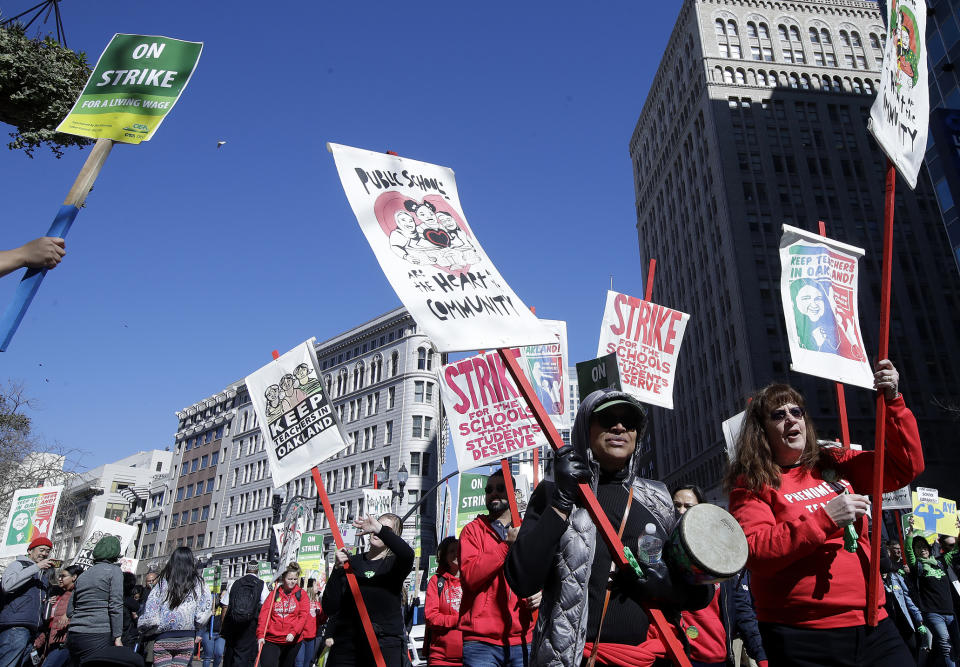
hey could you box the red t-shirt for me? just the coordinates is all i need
[729,396,923,628]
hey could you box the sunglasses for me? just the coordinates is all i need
[485,483,506,493]
[594,411,641,431]
[769,406,805,422]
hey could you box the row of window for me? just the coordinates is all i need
[328,347,435,398]
[169,504,211,529]
[182,426,224,451]
[178,398,234,430]
[179,450,221,476]
[716,67,877,95]
[175,476,216,501]
[320,326,412,370]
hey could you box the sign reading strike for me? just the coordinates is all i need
[1,486,62,558]
[57,34,202,144]
[73,517,136,569]
[779,226,873,389]
[440,350,548,470]
[329,143,552,352]
[868,0,929,188]
[246,340,347,487]
[596,290,689,409]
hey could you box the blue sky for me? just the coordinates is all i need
[0,1,679,470]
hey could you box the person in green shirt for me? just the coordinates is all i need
[907,517,960,667]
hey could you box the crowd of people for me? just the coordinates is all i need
[0,358,953,666]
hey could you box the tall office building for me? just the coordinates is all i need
[629,0,960,497]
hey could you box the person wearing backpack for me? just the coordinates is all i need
[256,564,310,667]
[424,537,462,667]
[222,562,267,667]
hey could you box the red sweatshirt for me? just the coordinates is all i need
[459,515,534,646]
[682,583,726,663]
[301,598,320,641]
[256,585,310,644]
[425,571,463,666]
[729,396,923,628]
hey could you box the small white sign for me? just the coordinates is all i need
[918,487,939,504]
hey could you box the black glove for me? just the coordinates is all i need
[551,446,591,514]
[611,561,713,611]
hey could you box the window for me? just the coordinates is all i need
[181,511,189,524]
[412,416,433,439]
[417,347,432,370]
[196,534,204,548]
[388,387,396,409]
[200,455,208,469]
[195,482,204,495]
[176,487,184,501]
[181,463,188,475]
[170,514,179,528]
[185,486,194,500]
[186,536,194,548]
[385,420,393,444]
[390,351,399,376]
[190,508,199,523]
[206,478,215,494]
[191,458,199,473]
[211,451,219,466]
[104,503,127,522]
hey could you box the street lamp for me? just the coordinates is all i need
[397,463,408,501]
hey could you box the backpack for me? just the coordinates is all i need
[227,576,263,624]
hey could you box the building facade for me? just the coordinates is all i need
[629,0,960,497]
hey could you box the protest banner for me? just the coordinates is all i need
[72,517,137,569]
[273,514,306,568]
[362,489,393,519]
[257,561,273,585]
[1,485,62,558]
[868,0,929,189]
[883,485,912,511]
[299,532,326,588]
[203,566,221,593]
[576,353,621,397]
[456,474,487,537]
[1,35,202,351]
[120,557,138,574]
[722,411,746,461]
[911,492,959,537]
[328,143,552,352]
[596,290,689,409]
[440,350,548,471]
[516,319,570,430]
[57,34,203,144]
[778,225,872,388]
[246,340,347,487]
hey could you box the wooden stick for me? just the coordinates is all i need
[867,161,897,626]
[532,448,540,487]
[0,138,113,351]
[310,466,386,666]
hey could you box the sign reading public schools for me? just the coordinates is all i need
[778,226,873,389]
[440,349,549,470]
[246,340,347,487]
[597,290,689,409]
[329,143,552,352]
[57,34,202,144]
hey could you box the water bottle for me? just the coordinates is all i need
[638,523,663,565]
[29,650,40,666]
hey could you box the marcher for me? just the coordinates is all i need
[200,585,226,667]
[0,537,55,667]
[670,484,767,667]
[321,513,413,667]
[38,565,83,667]
[506,389,713,666]
[293,579,319,667]
[257,563,309,667]
[726,360,923,667]
[907,523,960,667]
[67,536,125,665]
[881,542,926,658]
[461,469,540,667]
[424,537,463,667]
[122,573,141,648]
[221,562,268,667]
[139,571,159,667]
[138,546,212,667]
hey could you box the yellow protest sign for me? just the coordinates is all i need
[911,492,959,537]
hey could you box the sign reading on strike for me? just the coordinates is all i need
[246,340,347,487]
[440,350,548,471]
[597,290,689,409]
[57,34,202,144]
[456,474,488,537]
[329,143,552,352]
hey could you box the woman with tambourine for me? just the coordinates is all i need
[726,360,923,667]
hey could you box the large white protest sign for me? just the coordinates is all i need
[440,350,548,471]
[868,0,929,189]
[597,290,689,409]
[516,319,570,430]
[779,226,873,389]
[883,485,912,510]
[273,514,306,568]
[1,486,62,558]
[246,340,347,487]
[363,489,393,519]
[73,517,137,569]
[329,143,552,352]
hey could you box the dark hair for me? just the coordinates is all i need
[158,546,203,609]
[123,571,137,595]
[436,537,458,575]
[404,199,436,214]
[724,383,820,493]
[671,484,705,504]
[64,565,84,579]
[488,469,515,485]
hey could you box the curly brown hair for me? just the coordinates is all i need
[724,383,821,494]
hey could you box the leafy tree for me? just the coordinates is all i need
[0,22,93,157]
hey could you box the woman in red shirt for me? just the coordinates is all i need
[257,564,310,667]
[424,537,463,666]
[725,360,923,667]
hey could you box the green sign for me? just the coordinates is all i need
[202,565,221,593]
[57,34,202,144]
[299,531,325,586]
[456,473,488,537]
[427,555,438,583]
[576,353,621,397]
[257,561,273,584]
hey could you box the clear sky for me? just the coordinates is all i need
[0,1,680,470]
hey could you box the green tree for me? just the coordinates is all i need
[0,22,93,158]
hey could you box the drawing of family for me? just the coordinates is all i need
[388,199,480,270]
[264,363,321,420]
